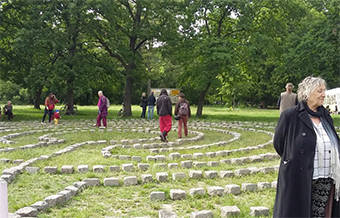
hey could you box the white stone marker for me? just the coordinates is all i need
[0,179,8,218]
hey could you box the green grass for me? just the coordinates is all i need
[1,105,339,217]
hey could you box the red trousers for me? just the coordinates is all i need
[159,115,172,136]
[96,114,107,127]
[178,115,188,138]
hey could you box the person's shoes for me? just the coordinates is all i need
[160,134,165,142]
[162,131,168,143]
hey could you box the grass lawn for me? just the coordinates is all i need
[1,105,339,217]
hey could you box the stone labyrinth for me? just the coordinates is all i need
[2,119,335,217]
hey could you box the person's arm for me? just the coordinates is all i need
[45,98,49,106]
[295,95,298,105]
[273,112,288,157]
[168,98,172,116]
[188,101,191,118]
[174,102,179,115]
[277,95,281,109]
[156,99,160,115]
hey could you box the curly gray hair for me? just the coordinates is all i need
[297,76,326,102]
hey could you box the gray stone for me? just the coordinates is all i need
[150,191,165,201]
[260,167,275,174]
[61,165,74,174]
[26,167,40,174]
[0,158,11,163]
[155,155,166,162]
[83,178,100,186]
[204,171,218,179]
[44,194,63,207]
[122,163,135,172]
[249,206,269,216]
[220,171,234,178]
[138,163,150,171]
[93,165,105,173]
[224,184,241,195]
[168,163,178,169]
[31,201,48,211]
[119,155,131,160]
[169,152,181,160]
[146,156,157,162]
[216,151,227,157]
[241,183,257,192]
[170,189,186,200]
[15,207,38,217]
[172,172,186,181]
[58,190,73,202]
[181,160,193,169]
[109,165,121,172]
[258,182,271,190]
[159,209,177,218]
[193,162,207,167]
[78,165,89,173]
[73,181,87,190]
[189,170,203,179]
[64,186,79,195]
[154,163,167,169]
[205,152,216,158]
[271,181,277,189]
[132,156,142,162]
[207,186,224,196]
[221,206,240,217]
[190,210,213,218]
[124,176,138,186]
[234,168,250,176]
[104,177,120,186]
[207,161,219,167]
[181,154,193,159]
[189,188,206,196]
[156,172,168,182]
[193,153,204,159]
[13,159,24,164]
[141,174,153,183]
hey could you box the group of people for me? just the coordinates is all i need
[0,101,13,121]
[140,92,156,120]
[274,77,340,217]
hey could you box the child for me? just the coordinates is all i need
[54,110,60,125]
[4,101,13,121]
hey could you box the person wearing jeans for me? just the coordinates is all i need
[42,93,59,123]
[147,92,156,120]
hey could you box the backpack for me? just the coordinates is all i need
[106,97,110,108]
[178,102,189,116]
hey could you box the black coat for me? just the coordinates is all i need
[273,102,340,217]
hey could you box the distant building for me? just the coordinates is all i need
[151,88,180,104]
[324,88,340,113]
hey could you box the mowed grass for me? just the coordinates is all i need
[1,105,339,217]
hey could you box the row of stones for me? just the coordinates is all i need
[1,140,107,183]
[159,206,270,218]
[101,129,205,158]
[150,180,277,201]
[0,139,65,153]
[32,164,279,182]
[0,129,48,145]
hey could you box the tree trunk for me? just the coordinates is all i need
[65,78,75,115]
[196,81,211,117]
[33,88,42,110]
[123,75,133,116]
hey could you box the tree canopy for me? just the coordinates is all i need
[0,0,339,115]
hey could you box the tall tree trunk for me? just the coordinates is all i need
[33,88,42,110]
[123,75,133,116]
[196,82,211,117]
[66,78,75,115]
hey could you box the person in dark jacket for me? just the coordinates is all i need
[96,90,108,128]
[156,89,172,142]
[273,76,340,218]
[140,92,148,118]
[4,101,13,121]
[147,92,156,120]
[174,93,191,138]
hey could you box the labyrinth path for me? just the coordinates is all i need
[2,119,335,217]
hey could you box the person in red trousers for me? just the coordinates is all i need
[174,93,191,138]
[156,89,172,142]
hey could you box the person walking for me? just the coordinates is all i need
[147,92,156,120]
[174,93,191,138]
[140,92,148,118]
[277,82,298,113]
[4,101,13,121]
[156,89,172,142]
[273,76,340,217]
[96,91,108,128]
[42,93,59,123]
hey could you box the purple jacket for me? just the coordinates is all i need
[98,96,108,117]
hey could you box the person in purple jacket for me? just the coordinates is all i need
[96,90,108,128]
